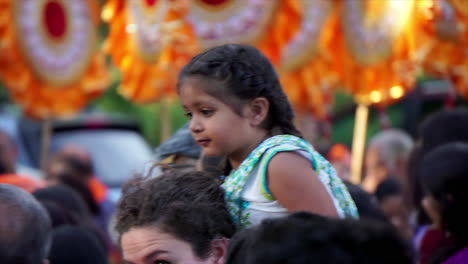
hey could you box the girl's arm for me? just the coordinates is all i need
[268,152,339,217]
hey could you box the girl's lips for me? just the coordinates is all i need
[196,139,211,147]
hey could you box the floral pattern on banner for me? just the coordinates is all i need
[279,0,338,120]
[416,0,468,99]
[103,0,197,103]
[0,0,109,119]
[339,0,419,107]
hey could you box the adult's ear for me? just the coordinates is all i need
[209,238,229,264]
[247,97,269,126]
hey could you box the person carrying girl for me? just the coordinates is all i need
[177,44,358,229]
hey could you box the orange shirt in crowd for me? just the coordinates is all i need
[88,176,108,204]
[0,174,46,193]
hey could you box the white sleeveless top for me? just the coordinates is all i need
[222,135,358,229]
[241,150,345,225]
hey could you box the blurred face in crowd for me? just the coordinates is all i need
[363,146,387,193]
[45,158,71,186]
[379,194,412,239]
[121,225,226,264]
[0,132,17,174]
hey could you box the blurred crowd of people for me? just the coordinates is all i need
[0,41,468,264]
[1,106,468,264]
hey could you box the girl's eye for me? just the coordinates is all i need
[184,112,193,119]
[200,109,214,116]
[154,261,171,264]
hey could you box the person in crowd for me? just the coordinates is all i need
[154,123,225,178]
[417,143,468,264]
[409,107,468,258]
[33,185,108,249]
[178,44,357,229]
[48,225,108,264]
[47,145,110,208]
[376,178,413,239]
[196,152,224,180]
[0,130,17,175]
[155,123,201,171]
[226,211,414,264]
[46,146,116,232]
[409,108,468,227]
[45,148,118,259]
[33,184,92,227]
[344,181,388,223]
[418,108,468,154]
[362,129,414,194]
[0,130,44,192]
[46,153,102,217]
[0,184,52,264]
[115,170,235,264]
[59,145,113,213]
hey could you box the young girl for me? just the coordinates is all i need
[178,44,358,229]
[418,142,468,264]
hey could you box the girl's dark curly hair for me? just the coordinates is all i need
[115,169,235,259]
[177,44,302,137]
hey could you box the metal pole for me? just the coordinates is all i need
[350,103,369,184]
[160,97,172,142]
[40,118,52,173]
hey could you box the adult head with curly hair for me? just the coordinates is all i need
[115,170,235,264]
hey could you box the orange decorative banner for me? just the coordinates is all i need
[0,0,109,119]
[416,0,468,98]
[188,0,337,117]
[103,0,197,103]
[280,0,338,119]
[338,0,418,106]
[189,0,277,49]
[188,0,300,65]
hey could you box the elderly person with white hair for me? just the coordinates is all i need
[362,129,414,239]
[362,129,414,194]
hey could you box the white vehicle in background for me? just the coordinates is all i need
[0,107,154,203]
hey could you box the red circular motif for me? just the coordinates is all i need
[43,1,67,38]
[200,0,229,5]
[146,0,157,6]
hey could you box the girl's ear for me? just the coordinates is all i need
[247,97,269,126]
[209,238,229,264]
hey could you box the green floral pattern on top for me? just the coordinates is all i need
[223,135,358,229]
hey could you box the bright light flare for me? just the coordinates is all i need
[388,0,414,32]
[370,90,382,103]
[390,85,404,99]
[126,24,137,34]
[101,6,114,22]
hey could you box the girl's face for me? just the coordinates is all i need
[121,225,219,264]
[179,77,260,165]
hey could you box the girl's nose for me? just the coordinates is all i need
[189,118,202,133]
